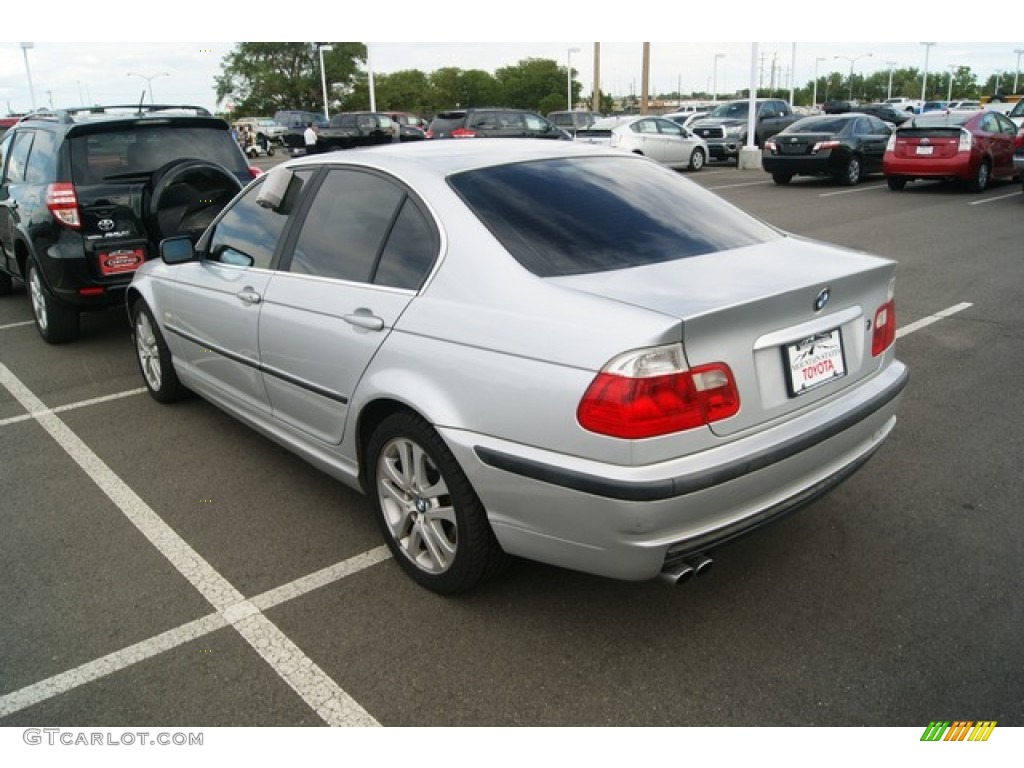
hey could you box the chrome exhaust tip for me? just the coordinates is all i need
[690,553,713,576]
[659,560,695,585]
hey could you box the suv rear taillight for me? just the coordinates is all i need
[248,167,263,178]
[577,345,740,439]
[450,127,477,138]
[46,183,81,229]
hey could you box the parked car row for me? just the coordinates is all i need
[761,107,1024,193]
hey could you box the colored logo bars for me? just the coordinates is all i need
[920,721,997,742]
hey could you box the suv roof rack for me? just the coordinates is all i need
[18,104,214,124]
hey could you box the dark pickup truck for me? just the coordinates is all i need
[282,112,425,153]
[690,99,802,162]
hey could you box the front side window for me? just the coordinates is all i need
[205,169,313,269]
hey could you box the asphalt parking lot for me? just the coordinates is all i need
[1,154,1022,743]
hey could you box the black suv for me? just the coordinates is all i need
[426,108,569,140]
[0,105,256,343]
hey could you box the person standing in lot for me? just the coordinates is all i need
[304,122,318,155]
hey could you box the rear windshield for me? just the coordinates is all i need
[789,117,849,133]
[449,156,779,277]
[69,125,246,185]
[905,113,972,129]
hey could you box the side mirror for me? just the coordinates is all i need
[160,236,196,265]
[257,167,293,210]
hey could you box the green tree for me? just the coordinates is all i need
[214,42,366,116]
[494,58,567,111]
[427,68,500,110]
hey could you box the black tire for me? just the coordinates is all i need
[0,270,12,296]
[148,159,244,243]
[967,160,990,193]
[772,171,793,185]
[366,411,509,594]
[887,176,907,191]
[688,147,706,172]
[131,300,188,403]
[27,261,79,343]
[838,155,862,186]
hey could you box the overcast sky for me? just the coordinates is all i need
[3,13,1021,114]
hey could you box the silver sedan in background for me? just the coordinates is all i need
[128,139,908,594]
[575,115,710,170]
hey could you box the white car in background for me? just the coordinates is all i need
[575,115,709,171]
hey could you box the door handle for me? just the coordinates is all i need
[236,288,262,305]
[343,311,385,331]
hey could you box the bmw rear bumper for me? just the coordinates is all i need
[442,361,908,582]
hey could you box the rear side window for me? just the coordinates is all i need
[287,168,437,289]
[68,126,246,184]
[4,131,34,183]
[25,130,56,184]
[449,156,779,277]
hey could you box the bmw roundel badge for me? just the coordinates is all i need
[814,287,831,312]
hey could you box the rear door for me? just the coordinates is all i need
[258,167,440,444]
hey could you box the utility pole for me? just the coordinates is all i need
[592,43,601,114]
[641,43,650,115]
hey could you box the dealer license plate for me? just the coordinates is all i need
[784,329,847,397]
[99,248,144,276]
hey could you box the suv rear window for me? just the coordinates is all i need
[449,156,779,277]
[68,126,247,185]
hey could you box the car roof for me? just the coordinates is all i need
[278,136,625,176]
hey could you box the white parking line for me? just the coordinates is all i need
[0,320,34,331]
[706,180,773,190]
[969,191,1022,205]
[0,362,381,726]
[819,183,888,197]
[896,302,973,338]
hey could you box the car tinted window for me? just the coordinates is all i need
[449,156,780,278]
[207,169,313,269]
[69,126,247,184]
[288,168,408,284]
[4,131,34,184]
[25,129,56,184]
[374,198,439,290]
[655,119,683,136]
[523,114,548,131]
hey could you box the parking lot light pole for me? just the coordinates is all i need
[947,66,957,102]
[713,53,725,101]
[886,61,897,100]
[566,47,580,111]
[834,52,871,101]
[20,43,37,111]
[920,43,935,104]
[318,44,334,119]
[126,72,169,104]
[812,57,825,109]
[1014,49,1024,93]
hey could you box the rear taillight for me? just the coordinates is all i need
[577,345,740,439]
[450,127,477,138]
[248,167,263,178]
[872,300,896,356]
[886,133,897,152]
[46,183,81,228]
[812,140,841,153]
[958,128,972,153]
[1013,127,1024,149]
[764,139,778,153]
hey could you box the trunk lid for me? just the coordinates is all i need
[552,236,896,437]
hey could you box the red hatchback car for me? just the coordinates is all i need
[883,109,1018,192]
